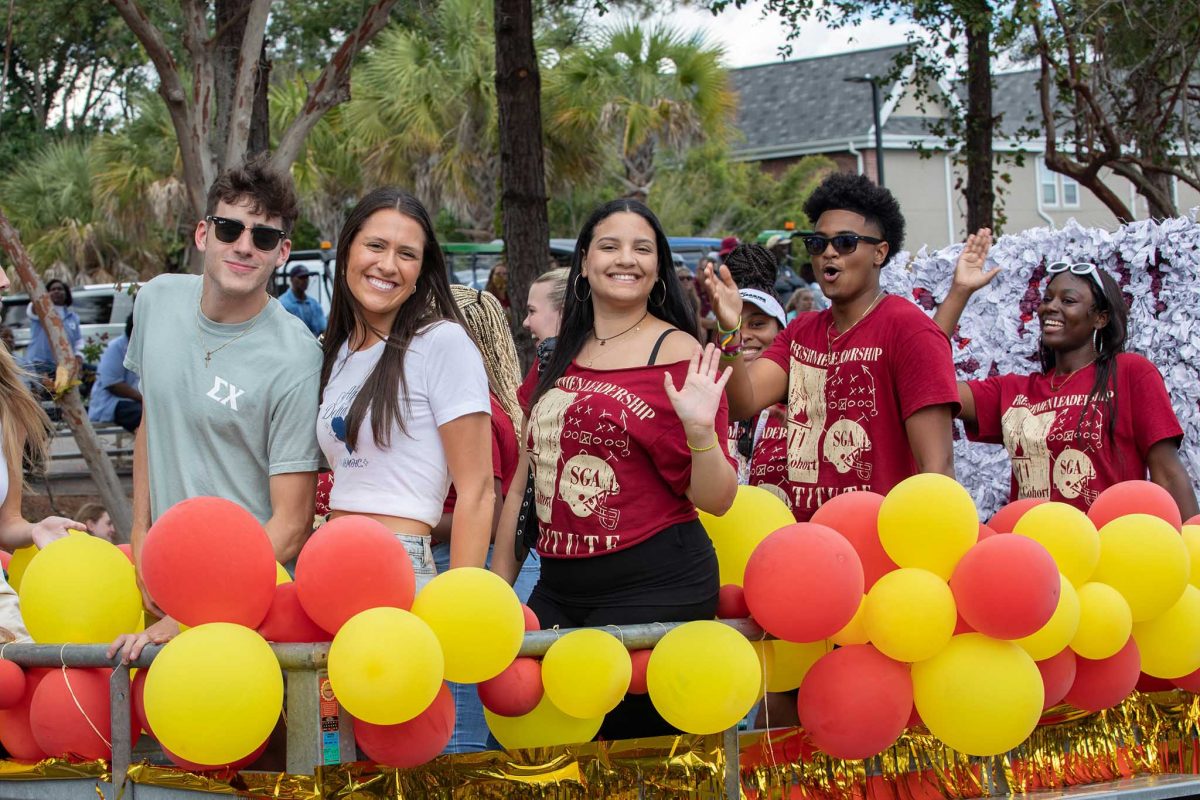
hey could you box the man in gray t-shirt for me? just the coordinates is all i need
[110,155,320,662]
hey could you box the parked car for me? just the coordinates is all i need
[667,237,723,271]
[1,283,138,360]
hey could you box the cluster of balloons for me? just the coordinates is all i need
[700,479,1200,760]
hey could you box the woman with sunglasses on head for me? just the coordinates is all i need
[704,173,964,522]
[934,236,1198,518]
[492,199,737,740]
[319,188,493,587]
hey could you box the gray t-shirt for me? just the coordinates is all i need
[125,274,322,523]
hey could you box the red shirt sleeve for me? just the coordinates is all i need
[651,363,738,496]
[761,316,797,373]
[517,362,538,415]
[965,376,1006,444]
[890,322,961,420]
[1124,355,1184,457]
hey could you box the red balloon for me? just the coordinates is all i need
[521,604,540,632]
[1136,673,1175,693]
[0,659,26,709]
[717,584,750,618]
[628,649,653,695]
[30,668,140,760]
[1064,638,1140,712]
[953,614,975,636]
[1172,667,1200,693]
[477,658,543,717]
[906,705,923,729]
[949,535,1060,640]
[797,645,913,759]
[0,549,11,569]
[1187,515,1200,527]
[0,668,49,761]
[1088,480,1183,531]
[131,669,150,736]
[1037,650,1077,710]
[977,523,998,540]
[141,497,276,627]
[165,738,268,772]
[810,491,895,589]
[355,683,454,767]
[116,544,134,564]
[295,515,416,634]
[257,583,332,643]
[744,523,864,643]
[988,498,1046,533]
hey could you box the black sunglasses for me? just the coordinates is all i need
[801,233,884,256]
[206,215,288,252]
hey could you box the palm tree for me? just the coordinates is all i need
[549,23,736,202]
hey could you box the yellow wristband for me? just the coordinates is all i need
[687,435,720,453]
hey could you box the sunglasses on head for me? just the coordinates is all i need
[801,233,883,257]
[206,215,288,252]
[1047,261,1104,290]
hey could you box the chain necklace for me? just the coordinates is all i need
[1048,358,1096,392]
[827,291,886,352]
[195,300,264,368]
[585,310,649,367]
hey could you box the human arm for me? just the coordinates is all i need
[932,229,997,338]
[700,263,788,419]
[97,339,143,401]
[665,343,738,515]
[0,435,84,550]
[108,382,143,402]
[129,413,164,616]
[439,413,494,568]
[265,471,316,563]
[1145,440,1199,521]
[490,449,529,585]
[431,478,505,543]
[904,404,957,478]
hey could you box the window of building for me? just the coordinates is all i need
[1038,161,1081,209]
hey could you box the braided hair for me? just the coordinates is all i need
[449,285,524,436]
[724,244,777,294]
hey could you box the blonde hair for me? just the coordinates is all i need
[0,347,51,487]
[449,286,523,436]
[532,267,569,312]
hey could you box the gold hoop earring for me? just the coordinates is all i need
[650,278,667,307]
[572,274,591,303]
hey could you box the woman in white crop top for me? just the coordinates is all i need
[317,188,493,588]
[0,269,85,641]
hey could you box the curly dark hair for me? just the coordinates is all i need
[205,152,299,232]
[724,244,777,293]
[803,173,905,267]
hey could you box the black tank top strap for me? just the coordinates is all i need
[647,328,679,366]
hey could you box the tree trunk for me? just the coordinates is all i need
[963,11,995,232]
[494,0,550,371]
[621,138,656,204]
[248,43,271,157]
[0,212,132,543]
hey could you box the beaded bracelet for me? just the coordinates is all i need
[686,435,720,453]
[719,342,743,360]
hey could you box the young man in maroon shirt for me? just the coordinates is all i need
[704,173,964,522]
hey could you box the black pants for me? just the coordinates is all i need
[528,519,719,741]
[113,399,142,433]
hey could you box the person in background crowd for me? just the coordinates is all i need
[0,324,15,354]
[76,502,116,543]
[485,262,510,311]
[24,279,83,379]
[522,266,568,368]
[703,172,962,522]
[676,267,706,342]
[318,187,492,588]
[717,236,740,265]
[280,265,327,336]
[108,154,321,663]
[493,198,737,740]
[0,267,85,641]
[432,285,522,754]
[785,286,815,321]
[88,314,142,433]
[797,262,830,310]
[934,233,1199,519]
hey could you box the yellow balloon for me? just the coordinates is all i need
[1092,514,1189,622]
[831,598,869,646]
[764,639,830,693]
[7,545,38,592]
[1012,502,1099,587]
[750,640,774,699]
[1070,582,1133,660]
[699,485,797,585]
[1183,526,1200,589]
[144,623,282,766]
[411,567,523,683]
[1133,585,1200,679]
[863,568,956,663]
[275,562,292,585]
[19,535,142,643]
[542,630,631,719]
[328,607,443,724]
[912,633,1043,756]
[647,621,760,734]
[1014,574,1080,661]
[878,474,978,579]
[485,694,603,750]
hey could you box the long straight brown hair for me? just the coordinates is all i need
[320,188,471,451]
[0,347,50,486]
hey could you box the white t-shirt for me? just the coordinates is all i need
[318,321,490,526]
[0,441,30,643]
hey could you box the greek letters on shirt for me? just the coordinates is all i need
[1001,390,1109,504]
[205,375,246,410]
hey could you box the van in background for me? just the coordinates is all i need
[1,283,138,359]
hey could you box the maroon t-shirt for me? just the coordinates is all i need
[522,359,736,558]
[966,353,1182,510]
[443,393,520,514]
[748,408,791,509]
[760,295,960,521]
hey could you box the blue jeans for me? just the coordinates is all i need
[397,533,437,595]
[430,542,540,753]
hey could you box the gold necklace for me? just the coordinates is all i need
[1048,359,1096,392]
[585,310,649,367]
[195,301,264,368]
[827,291,885,352]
